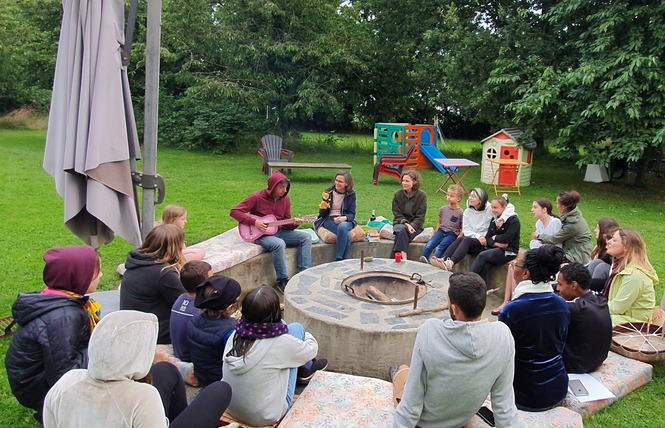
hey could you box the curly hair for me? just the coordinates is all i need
[524,244,564,283]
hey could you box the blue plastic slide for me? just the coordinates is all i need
[419,144,455,174]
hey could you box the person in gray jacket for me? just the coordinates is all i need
[536,190,593,264]
[392,272,519,428]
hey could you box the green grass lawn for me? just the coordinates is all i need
[0,129,664,426]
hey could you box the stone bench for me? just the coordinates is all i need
[189,227,509,296]
[279,350,653,427]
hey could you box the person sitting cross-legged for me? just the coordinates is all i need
[391,272,518,428]
[556,262,612,373]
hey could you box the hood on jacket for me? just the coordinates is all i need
[266,170,290,199]
[87,310,158,382]
[124,249,159,270]
[12,292,86,326]
[619,264,660,287]
[438,318,496,360]
[223,331,274,375]
[43,246,98,295]
[561,207,584,224]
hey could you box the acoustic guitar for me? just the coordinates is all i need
[238,214,318,242]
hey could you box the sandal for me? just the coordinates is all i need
[391,365,410,408]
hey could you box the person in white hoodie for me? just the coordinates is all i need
[392,272,518,428]
[223,285,327,426]
[43,310,231,428]
[432,188,515,271]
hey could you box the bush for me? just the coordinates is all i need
[158,96,263,153]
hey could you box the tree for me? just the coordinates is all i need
[502,0,665,186]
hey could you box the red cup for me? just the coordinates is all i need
[395,252,402,262]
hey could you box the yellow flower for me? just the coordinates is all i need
[322,192,330,200]
[319,201,330,209]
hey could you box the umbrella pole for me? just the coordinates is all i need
[141,0,163,240]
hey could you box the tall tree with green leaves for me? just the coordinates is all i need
[501,0,665,186]
[209,0,372,132]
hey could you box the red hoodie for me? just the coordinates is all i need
[229,171,297,230]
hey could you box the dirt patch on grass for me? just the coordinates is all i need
[0,107,48,130]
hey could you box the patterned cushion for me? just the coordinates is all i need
[187,227,265,273]
[560,351,653,416]
[279,371,394,427]
[281,371,584,428]
[379,224,432,242]
[464,404,583,428]
[154,344,199,387]
[317,225,366,244]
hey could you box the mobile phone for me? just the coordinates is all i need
[569,379,589,397]
[476,405,495,427]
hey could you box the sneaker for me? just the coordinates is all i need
[297,358,328,385]
[275,278,288,294]
[443,259,454,271]
[419,256,429,264]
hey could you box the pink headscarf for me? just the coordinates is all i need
[42,246,98,296]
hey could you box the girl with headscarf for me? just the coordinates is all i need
[5,246,102,424]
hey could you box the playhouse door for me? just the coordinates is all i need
[498,146,518,186]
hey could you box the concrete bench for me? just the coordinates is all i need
[280,350,653,427]
[189,227,509,297]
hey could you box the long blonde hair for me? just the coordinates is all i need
[162,205,187,225]
[613,228,654,273]
[139,224,186,270]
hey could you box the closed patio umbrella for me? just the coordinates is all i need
[44,0,142,248]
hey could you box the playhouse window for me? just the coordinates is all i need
[486,147,498,159]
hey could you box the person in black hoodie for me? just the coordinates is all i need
[120,224,187,344]
[471,195,521,285]
[5,245,102,424]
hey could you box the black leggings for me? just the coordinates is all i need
[151,362,232,428]
[441,236,485,263]
[471,248,516,285]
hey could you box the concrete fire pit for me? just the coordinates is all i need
[283,258,451,380]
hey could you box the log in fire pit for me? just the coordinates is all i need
[341,271,429,304]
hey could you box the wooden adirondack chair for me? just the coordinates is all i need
[258,134,295,175]
[373,144,417,185]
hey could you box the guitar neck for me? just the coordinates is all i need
[264,214,317,227]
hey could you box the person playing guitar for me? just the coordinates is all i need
[230,171,312,294]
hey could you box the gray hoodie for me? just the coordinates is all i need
[223,330,317,426]
[394,317,519,428]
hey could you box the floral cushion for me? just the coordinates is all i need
[281,371,584,428]
[317,225,366,244]
[464,403,583,428]
[279,371,394,427]
[379,224,432,243]
[187,227,265,273]
[560,351,653,416]
[154,344,199,387]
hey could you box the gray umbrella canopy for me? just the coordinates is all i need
[44,0,142,248]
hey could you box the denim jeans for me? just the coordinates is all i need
[321,218,354,260]
[285,322,312,409]
[421,230,457,259]
[256,229,312,280]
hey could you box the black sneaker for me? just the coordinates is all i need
[297,358,328,385]
[275,278,288,294]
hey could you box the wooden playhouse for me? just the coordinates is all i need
[480,128,535,195]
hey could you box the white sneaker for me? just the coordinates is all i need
[419,256,429,264]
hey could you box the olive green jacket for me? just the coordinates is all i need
[538,208,592,264]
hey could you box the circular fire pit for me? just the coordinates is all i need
[284,258,450,379]
[341,271,430,304]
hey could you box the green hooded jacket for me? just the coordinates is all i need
[538,207,593,264]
